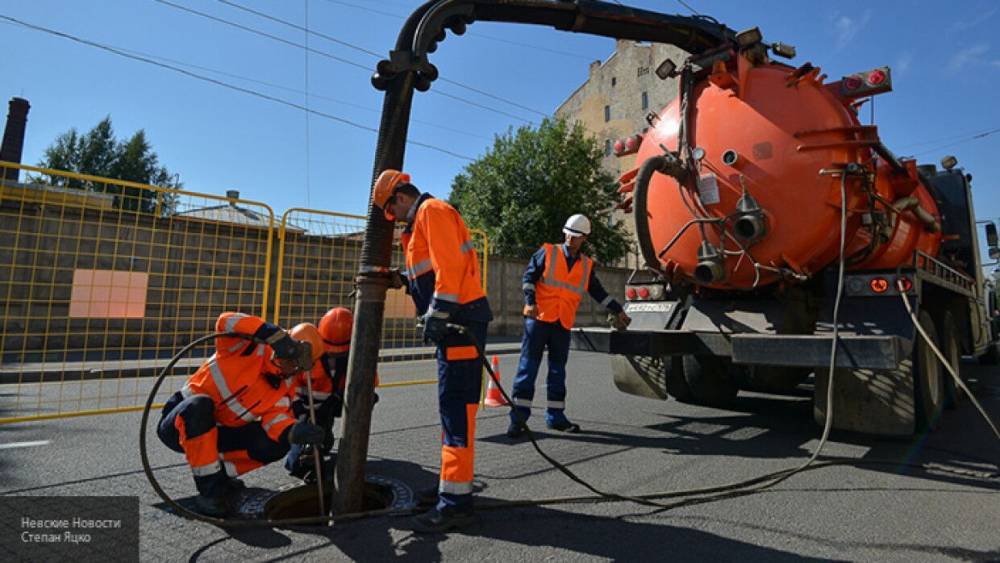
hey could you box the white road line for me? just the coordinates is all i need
[0,440,51,450]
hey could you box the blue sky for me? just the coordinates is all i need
[2,0,999,232]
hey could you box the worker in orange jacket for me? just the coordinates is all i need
[284,307,379,481]
[374,169,492,533]
[508,214,630,438]
[157,312,326,516]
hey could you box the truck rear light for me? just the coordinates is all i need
[870,277,889,293]
[638,287,650,299]
[614,134,643,157]
[626,287,637,300]
[866,69,886,86]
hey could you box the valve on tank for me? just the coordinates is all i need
[732,180,767,245]
[695,240,726,284]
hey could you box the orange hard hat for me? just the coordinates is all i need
[318,307,353,353]
[289,322,324,367]
[372,169,411,221]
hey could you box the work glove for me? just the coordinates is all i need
[269,332,301,361]
[289,419,325,446]
[608,311,632,331]
[388,268,407,290]
[421,310,450,345]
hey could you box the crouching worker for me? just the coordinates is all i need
[157,312,326,516]
[284,307,380,481]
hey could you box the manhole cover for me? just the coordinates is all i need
[235,474,412,521]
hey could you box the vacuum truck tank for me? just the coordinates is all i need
[577,27,1000,436]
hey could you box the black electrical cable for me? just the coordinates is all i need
[0,14,475,162]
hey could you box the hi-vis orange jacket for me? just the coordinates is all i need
[180,312,297,443]
[401,194,490,320]
[534,243,593,329]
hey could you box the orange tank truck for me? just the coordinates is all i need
[573,27,1000,437]
[628,55,942,289]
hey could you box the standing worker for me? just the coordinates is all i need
[508,214,631,438]
[156,312,327,516]
[285,307,379,481]
[373,169,492,533]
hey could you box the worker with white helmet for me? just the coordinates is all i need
[508,214,630,437]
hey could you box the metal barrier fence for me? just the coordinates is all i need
[0,162,490,423]
[0,162,274,423]
[273,208,489,388]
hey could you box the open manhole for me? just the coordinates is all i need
[236,474,413,521]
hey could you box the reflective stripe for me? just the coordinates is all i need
[513,397,533,408]
[408,258,432,279]
[223,461,238,477]
[224,313,248,333]
[191,460,222,477]
[433,292,459,303]
[262,413,290,433]
[522,282,535,291]
[256,344,266,357]
[274,397,290,408]
[439,479,474,495]
[227,341,246,353]
[180,383,193,398]
[265,331,286,344]
[208,360,257,423]
[600,295,613,307]
[579,257,591,293]
[459,239,475,254]
[429,309,449,319]
[547,400,566,409]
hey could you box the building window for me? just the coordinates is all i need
[611,77,617,87]
[604,105,610,122]
[641,91,648,110]
[637,66,649,77]
[605,139,612,156]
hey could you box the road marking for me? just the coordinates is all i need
[0,440,51,450]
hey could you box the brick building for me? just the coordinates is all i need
[555,39,689,268]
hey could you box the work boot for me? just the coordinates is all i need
[411,508,475,534]
[225,478,246,494]
[546,414,581,433]
[193,494,228,518]
[416,486,438,508]
[506,420,527,439]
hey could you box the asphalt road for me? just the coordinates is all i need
[1,352,998,561]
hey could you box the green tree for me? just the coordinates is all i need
[449,117,629,264]
[36,116,180,214]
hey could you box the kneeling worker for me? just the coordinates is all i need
[157,312,326,516]
[285,307,379,481]
[508,214,631,437]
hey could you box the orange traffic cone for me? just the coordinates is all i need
[484,355,509,408]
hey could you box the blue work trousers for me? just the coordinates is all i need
[510,318,571,425]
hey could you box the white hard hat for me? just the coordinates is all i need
[563,214,591,236]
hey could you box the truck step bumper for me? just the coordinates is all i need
[571,328,909,371]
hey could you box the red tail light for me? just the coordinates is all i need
[870,277,889,293]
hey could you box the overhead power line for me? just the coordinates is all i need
[914,127,1000,157]
[675,0,700,15]
[214,0,549,117]
[108,44,490,140]
[0,14,474,161]
[156,0,538,123]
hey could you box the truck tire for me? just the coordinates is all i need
[682,354,738,407]
[664,356,696,403]
[914,310,945,432]
[938,311,964,409]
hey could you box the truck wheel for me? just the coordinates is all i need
[914,310,945,432]
[664,356,696,403]
[938,311,964,409]
[682,355,738,407]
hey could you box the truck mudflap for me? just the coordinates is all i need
[570,328,910,370]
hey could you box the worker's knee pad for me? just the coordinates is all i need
[178,395,216,437]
